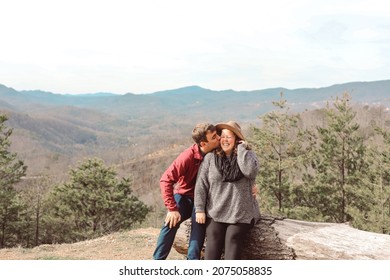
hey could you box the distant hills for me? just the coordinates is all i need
[2,80,390,118]
[1,79,390,177]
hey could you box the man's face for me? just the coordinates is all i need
[201,130,220,153]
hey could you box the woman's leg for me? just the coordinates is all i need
[204,218,226,260]
[224,222,252,260]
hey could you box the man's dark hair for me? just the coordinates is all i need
[192,123,216,144]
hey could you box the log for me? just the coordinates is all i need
[172,216,390,260]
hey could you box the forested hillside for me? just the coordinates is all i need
[1,80,390,248]
[1,80,389,176]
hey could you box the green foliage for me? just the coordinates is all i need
[0,115,27,187]
[251,93,306,216]
[251,93,390,234]
[300,93,370,223]
[0,114,151,248]
[15,176,53,247]
[0,114,27,248]
[363,126,390,233]
[43,158,150,243]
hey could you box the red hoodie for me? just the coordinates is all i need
[160,144,204,211]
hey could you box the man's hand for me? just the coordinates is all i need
[196,212,206,224]
[165,211,181,228]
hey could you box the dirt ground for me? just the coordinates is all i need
[0,228,185,260]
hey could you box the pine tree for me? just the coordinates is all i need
[0,114,27,248]
[300,93,371,224]
[251,93,305,216]
[16,175,52,247]
[365,123,390,233]
[44,158,150,243]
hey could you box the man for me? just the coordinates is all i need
[153,123,220,260]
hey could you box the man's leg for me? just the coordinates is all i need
[152,222,179,260]
[187,206,206,260]
[153,194,192,260]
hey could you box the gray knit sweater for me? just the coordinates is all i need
[194,144,261,224]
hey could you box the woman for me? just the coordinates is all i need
[195,121,260,260]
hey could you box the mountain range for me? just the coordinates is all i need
[1,79,390,178]
[2,79,390,117]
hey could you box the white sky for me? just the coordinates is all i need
[0,0,389,94]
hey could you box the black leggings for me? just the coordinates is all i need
[204,218,252,260]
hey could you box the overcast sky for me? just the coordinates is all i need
[0,0,389,94]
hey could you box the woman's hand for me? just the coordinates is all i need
[252,184,258,198]
[239,140,247,149]
[196,212,206,224]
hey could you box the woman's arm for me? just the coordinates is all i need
[194,153,212,223]
[237,143,259,179]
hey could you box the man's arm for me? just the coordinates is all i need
[159,150,192,228]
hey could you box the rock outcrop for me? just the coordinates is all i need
[173,216,390,260]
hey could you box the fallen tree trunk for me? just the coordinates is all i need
[173,216,390,260]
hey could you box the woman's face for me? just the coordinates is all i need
[220,129,237,156]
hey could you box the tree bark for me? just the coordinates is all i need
[173,216,390,260]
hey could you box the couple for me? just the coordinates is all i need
[153,121,260,260]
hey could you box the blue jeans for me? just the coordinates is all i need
[153,194,205,260]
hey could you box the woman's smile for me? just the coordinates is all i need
[220,129,236,155]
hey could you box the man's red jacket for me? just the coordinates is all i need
[159,144,204,211]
